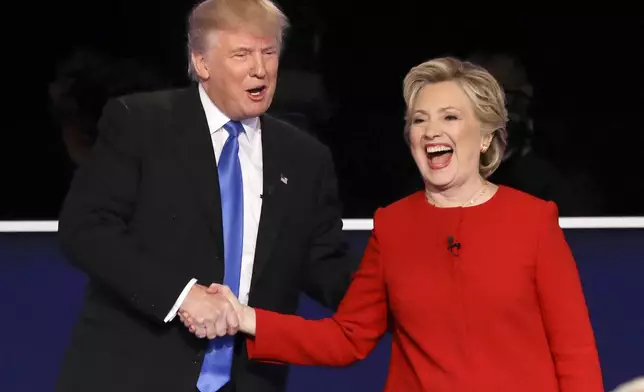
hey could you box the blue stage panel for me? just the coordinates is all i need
[0,229,642,391]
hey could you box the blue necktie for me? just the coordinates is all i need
[197,120,245,392]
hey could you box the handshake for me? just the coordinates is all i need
[178,283,256,339]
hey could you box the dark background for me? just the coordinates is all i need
[2,2,643,219]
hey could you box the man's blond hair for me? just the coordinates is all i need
[186,0,289,80]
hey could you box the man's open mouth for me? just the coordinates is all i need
[247,86,266,96]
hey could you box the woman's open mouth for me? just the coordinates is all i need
[426,144,453,170]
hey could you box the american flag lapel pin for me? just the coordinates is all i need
[280,174,288,184]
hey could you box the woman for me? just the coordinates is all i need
[186,57,604,391]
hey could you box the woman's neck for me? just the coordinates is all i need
[425,176,495,208]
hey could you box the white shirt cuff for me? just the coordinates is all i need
[164,278,198,323]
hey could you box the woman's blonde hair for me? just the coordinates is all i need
[402,57,509,178]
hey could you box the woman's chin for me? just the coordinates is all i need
[422,168,456,189]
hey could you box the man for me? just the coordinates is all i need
[55,1,357,391]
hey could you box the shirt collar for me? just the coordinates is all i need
[198,83,259,142]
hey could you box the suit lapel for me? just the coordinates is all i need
[251,115,289,288]
[170,86,224,254]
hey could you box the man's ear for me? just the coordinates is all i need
[191,51,210,80]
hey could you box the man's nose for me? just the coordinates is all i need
[250,53,266,78]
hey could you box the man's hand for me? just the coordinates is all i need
[178,284,239,339]
[206,284,243,317]
[207,284,256,336]
[180,284,257,336]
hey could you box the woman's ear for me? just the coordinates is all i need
[481,130,494,153]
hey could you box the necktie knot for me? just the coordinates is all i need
[223,120,244,138]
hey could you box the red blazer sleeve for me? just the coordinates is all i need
[247,216,388,366]
[536,202,604,391]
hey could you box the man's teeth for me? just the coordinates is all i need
[426,145,453,153]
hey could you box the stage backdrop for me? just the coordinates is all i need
[1,225,643,391]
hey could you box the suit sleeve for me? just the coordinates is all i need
[301,146,359,310]
[535,201,604,391]
[247,215,388,366]
[58,98,195,324]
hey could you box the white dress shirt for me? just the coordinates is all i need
[164,84,263,322]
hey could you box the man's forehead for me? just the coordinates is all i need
[216,28,278,47]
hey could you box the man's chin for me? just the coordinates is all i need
[241,102,272,118]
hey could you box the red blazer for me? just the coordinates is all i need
[247,186,604,391]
